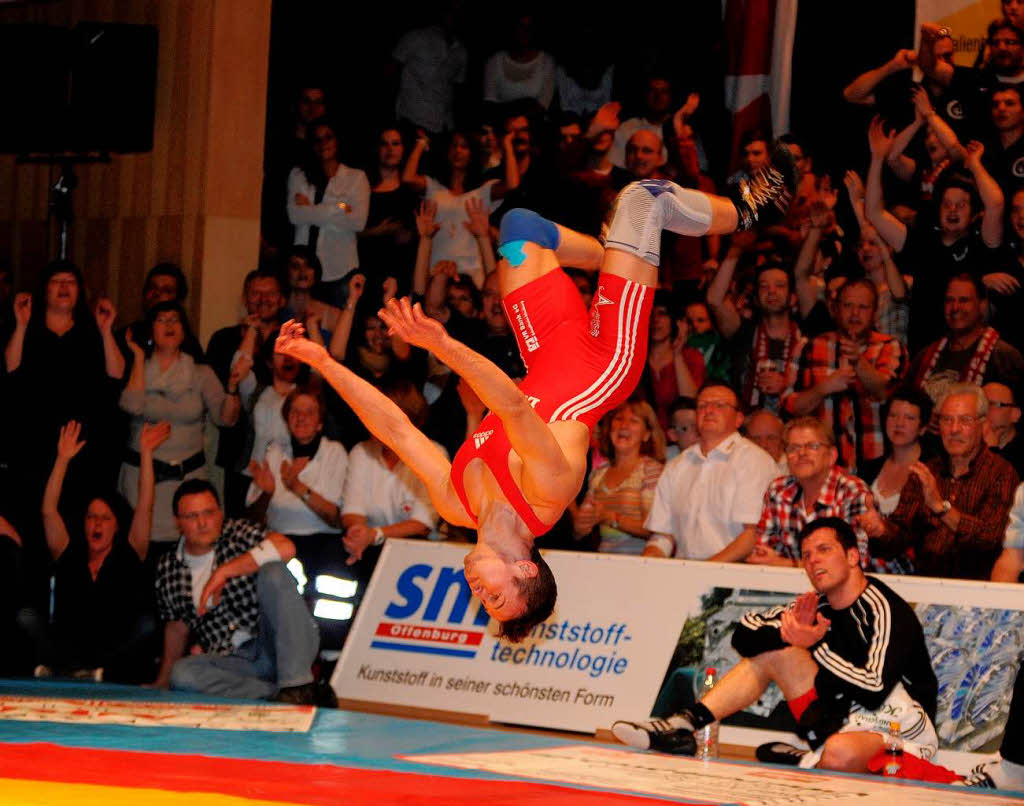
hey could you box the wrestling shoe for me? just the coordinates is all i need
[611,713,697,755]
[732,142,799,231]
[755,741,807,766]
[958,761,999,788]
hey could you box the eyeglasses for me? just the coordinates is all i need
[785,441,826,455]
[937,414,983,427]
[987,400,1018,409]
[696,400,738,412]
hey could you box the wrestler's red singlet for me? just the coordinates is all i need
[450,269,652,535]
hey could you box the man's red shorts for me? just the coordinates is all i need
[503,269,653,429]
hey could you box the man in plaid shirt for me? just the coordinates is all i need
[152,479,320,702]
[785,279,907,474]
[715,417,907,573]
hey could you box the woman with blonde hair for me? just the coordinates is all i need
[571,399,665,554]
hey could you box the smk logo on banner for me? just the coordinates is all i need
[370,563,490,659]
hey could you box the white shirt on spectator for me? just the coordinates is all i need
[249,385,292,473]
[424,177,497,288]
[342,440,443,532]
[644,432,779,559]
[483,50,557,109]
[287,164,370,282]
[392,25,467,133]
[246,439,348,536]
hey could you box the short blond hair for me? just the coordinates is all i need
[783,416,835,449]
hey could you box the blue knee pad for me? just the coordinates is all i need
[498,209,560,266]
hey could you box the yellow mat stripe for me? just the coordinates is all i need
[0,778,306,806]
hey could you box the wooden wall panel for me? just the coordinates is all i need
[0,0,270,345]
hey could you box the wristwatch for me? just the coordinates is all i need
[372,527,386,546]
[301,486,313,503]
[935,499,952,515]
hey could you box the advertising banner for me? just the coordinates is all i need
[330,540,688,732]
[332,541,1023,766]
[916,0,1002,66]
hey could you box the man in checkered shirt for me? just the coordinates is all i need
[152,479,320,702]
[714,417,908,574]
[784,278,907,475]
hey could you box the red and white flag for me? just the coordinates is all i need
[723,0,799,172]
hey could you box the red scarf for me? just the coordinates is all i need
[742,318,803,409]
[913,326,999,390]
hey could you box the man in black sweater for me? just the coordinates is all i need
[613,517,938,773]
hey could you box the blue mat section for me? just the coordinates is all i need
[0,679,568,780]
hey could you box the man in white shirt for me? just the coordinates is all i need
[643,383,778,559]
[391,14,468,134]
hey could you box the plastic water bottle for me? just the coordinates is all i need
[883,721,904,777]
[695,667,719,760]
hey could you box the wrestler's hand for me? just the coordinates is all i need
[378,297,447,352]
[275,319,330,368]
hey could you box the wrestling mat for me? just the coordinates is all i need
[0,680,1019,805]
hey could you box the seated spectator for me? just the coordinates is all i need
[571,401,665,554]
[339,381,443,572]
[287,117,370,306]
[664,396,698,461]
[905,273,1024,407]
[785,278,908,473]
[246,385,347,579]
[870,383,1018,579]
[403,130,516,287]
[985,381,1024,475]
[743,409,787,474]
[866,120,1005,353]
[714,417,897,572]
[641,291,704,431]
[643,383,778,560]
[152,479,320,703]
[708,251,805,414]
[21,420,168,682]
[614,518,938,775]
[119,302,248,548]
[857,390,934,523]
[358,124,417,294]
[483,13,556,109]
[282,247,343,343]
[992,481,1024,582]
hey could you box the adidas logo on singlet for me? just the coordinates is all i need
[474,430,494,449]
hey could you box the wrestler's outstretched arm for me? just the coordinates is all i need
[379,298,580,510]
[275,321,475,528]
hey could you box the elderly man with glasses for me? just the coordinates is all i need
[869,382,1018,579]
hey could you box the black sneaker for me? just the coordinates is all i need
[958,761,999,788]
[756,741,807,766]
[732,142,800,231]
[611,716,697,755]
[274,682,317,706]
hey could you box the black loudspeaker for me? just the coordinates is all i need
[69,23,159,153]
[0,25,70,153]
[0,22,158,154]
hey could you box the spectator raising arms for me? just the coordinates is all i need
[119,302,249,549]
